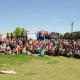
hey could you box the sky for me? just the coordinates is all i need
[0,0,80,35]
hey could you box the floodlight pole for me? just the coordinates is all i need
[71,22,74,39]
[71,22,74,33]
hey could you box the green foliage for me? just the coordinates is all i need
[64,31,80,39]
[6,32,9,39]
[13,27,28,39]
[64,32,71,39]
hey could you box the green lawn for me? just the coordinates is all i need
[0,54,80,80]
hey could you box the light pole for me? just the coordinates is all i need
[71,22,74,33]
[71,22,74,39]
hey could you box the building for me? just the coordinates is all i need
[0,34,2,40]
[27,32,36,39]
[2,32,7,40]
[51,32,61,39]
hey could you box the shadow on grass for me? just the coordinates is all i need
[47,60,59,64]
[25,72,39,76]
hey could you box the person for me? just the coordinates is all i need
[39,46,46,57]
[5,45,11,55]
[15,45,21,54]
[0,45,3,54]
[22,45,27,54]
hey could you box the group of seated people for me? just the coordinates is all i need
[0,38,80,58]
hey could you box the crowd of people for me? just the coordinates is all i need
[0,37,80,58]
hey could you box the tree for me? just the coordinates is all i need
[21,28,27,38]
[7,32,9,39]
[64,33,71,39]
[13,27,28,39]
[64,31,80,39]
[73,31,80,39]
[10,33,13,40]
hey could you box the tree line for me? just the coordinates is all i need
[64,31,80,39]
[6,27,80,40]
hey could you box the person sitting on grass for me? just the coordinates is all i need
[22,45,27,54]
[0,45,3,54]
[39,45,46,57]
[15,45,21,54]
[5,45,11,55]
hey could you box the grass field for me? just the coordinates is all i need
[0,54,80,80]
